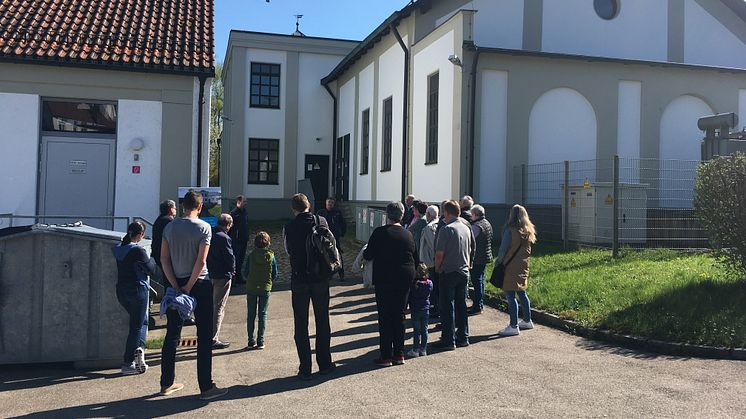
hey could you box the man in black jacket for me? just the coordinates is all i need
[317,197,347,280]
[207,214,235,349]
[152,200,176,268]
[230,195,250,284]
[283,193,335,380]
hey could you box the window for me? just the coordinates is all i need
[360,108,370,174]
[248,138,279,184]
[381,97,393,172]
[426,72,439,164]
[594,0,620,20]
[41,100,117,134]
[250,62,281,108]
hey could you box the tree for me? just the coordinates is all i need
[209,61,224,186]
[694,152,746,277]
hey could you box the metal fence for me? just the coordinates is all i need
[512,157,708,251]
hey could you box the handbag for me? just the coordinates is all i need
[489,243,522,289]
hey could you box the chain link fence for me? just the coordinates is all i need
[512,157,708,251]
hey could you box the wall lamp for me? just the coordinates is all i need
[448,54,463,67]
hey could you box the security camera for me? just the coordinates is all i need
[448,54,462,67]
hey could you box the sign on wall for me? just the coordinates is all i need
[177,187,222,227]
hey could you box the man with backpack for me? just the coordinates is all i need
[283,193,338,380]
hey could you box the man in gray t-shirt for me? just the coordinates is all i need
[434,200,475,350]
[163,217,211,281]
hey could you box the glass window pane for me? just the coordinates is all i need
[261,97,270,106]
[268,172,278,183]
[251,75,260,84]
[251,85,260,95]
[42,101,117,134]
[270,86,279,97]
[251,96,260,105]
[271,77,279,86]
[270,97,279,107]
[271,65,280,75]
[261,85,270,96]
[269,151,278,161]
[249,172,258,183]
[261,64,270,74]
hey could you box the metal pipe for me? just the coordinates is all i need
[197,75,207,186]
[391,23,410,203]
[468,46,481,197]
[323,82,338,197]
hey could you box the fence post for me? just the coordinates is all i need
[612,155,620,258]
[521,164,527,205]
[563,160,569,251]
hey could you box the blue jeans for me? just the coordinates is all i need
[438,271,469,346]
[470,264,486,310]
[116,283,149,364]
[505,290,532,327]
[247,290,271,345]
[411,309,429,349]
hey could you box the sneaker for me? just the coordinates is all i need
[518,320,534,330]
[160,383,185,396]
[134,347,148,373]
[498,325,520,337]
[256,342,265,350]
[319,363,337,375]
[431,323,442,332]
[245,343,257,351]
[199,385,229,401]
[373,358,393,367]
[419,348,427,357]
[456,341,470,348]
[391,355,405,365]
[297,372,313,381]
[406,349,420,358]
[121,362,139,376]
[212,340,231,350]
[432,341,456,351]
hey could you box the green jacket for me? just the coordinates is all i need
[242,248,277,292]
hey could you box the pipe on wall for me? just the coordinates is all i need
[391,23,410,203]
[468,47,481,198]
[323,82,338,197]
[197,75,207,187]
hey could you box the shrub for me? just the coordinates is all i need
[694,152,746,277]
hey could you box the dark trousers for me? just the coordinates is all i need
[470,264,487,310]
[439,271,469,346]
[291,280,333,375]
[160,279,214,392]
[428,267,439,312]
[374,287,410,360]
[116,284,149,364]
[234,240,248,280]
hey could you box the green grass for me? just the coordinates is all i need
[484,246,746,348]
[146,336,164,350]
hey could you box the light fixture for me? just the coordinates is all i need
[448,54,462,67]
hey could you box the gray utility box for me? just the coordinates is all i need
[355,207,388,242]
[0,224,151,367]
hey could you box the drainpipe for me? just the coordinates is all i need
[468,47,481,198]
[197,75,207,186]
[323,82,338,197]
[391,23,410,203]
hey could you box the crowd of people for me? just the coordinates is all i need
[111,190,537,400]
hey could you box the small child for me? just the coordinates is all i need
[242,231,278,350]
[407,263,433,357]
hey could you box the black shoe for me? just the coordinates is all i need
[456,341,470,348]
[297,372,313,381]
[319,363,337,375]
[234,279,246,285]
[212,341,231,350]
[183,318,196,326]
[431,323,442,332]
[338,272,345,281]
[432,341,456,351]
[468,308,483,315]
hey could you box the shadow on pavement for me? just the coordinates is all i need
[330,304,377,316]
[1,366,120,391]
[574,339,691,361]
[329,296,376,311]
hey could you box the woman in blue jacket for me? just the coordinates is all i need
[112,221,156,375]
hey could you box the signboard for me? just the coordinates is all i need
[70,160,87,174]
[177,187,222,227]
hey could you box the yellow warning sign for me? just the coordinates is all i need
[605,194,613,205]
[571,198,577,208]
[583,178,591,189]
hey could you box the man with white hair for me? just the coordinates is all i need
[459,195,474,223]
[420,205,440,315]
[469,205,493,315]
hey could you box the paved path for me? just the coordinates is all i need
[2,281,746,418]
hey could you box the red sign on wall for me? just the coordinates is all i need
[132,166,141,174]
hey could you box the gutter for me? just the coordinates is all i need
[468,46,481,197]
[197,75,207,186]
[391,24,410,203]
[322,82,339,197]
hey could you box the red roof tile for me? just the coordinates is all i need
[0,0,214,76]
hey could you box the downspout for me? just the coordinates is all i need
[197,74,207,186]
[468,47,481,197]
[323,82,338,197]
[391,23,410,203]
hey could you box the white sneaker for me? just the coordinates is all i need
[419,348,427,357]
[406,349,420,358]
[498,325,520,337]
[134,347,148,373]
[518,320,534,330]
[121,362,139,375]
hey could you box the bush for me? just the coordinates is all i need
[694,152,746,277]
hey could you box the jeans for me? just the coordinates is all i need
[160,279,214,392]
[212,278,232,342]
[428,267,439,313]
[374,287,410,360]
[116,284,149,364]
[291,280,333,375]
[438,271,469,346]
[411,309,429,350]
[505,290,532,327]
[470,264,487,310]
[247,290,271,345]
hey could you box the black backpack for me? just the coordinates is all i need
[305,215,341,279]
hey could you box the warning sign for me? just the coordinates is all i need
[570,198,577,208]
[583,178,591,189]
[604,194,613,205]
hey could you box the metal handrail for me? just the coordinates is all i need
[0,214,132,228]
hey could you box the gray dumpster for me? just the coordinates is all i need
[0,223,151,367]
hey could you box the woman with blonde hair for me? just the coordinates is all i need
[496,204,537,337]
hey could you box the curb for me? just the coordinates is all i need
[481,292,745,361]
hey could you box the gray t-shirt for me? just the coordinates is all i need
[436,218,474,275]
[163,217,212,280]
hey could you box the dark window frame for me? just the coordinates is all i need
[250,62,281,109]
[360,108,370,175]
[248,138,280,185]
[426,72,439,165]
[381,97,393,172]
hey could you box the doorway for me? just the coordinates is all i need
[304,154,330,213]
[334,134,350,201]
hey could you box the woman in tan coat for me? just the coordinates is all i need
[495,205,537,337]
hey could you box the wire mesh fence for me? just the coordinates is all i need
[512,157,708,250]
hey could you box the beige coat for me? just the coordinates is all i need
[502,227,532,292]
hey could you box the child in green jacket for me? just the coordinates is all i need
[242,231,278,349]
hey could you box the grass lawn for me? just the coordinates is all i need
[484,246,746,348]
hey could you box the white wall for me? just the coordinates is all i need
[356,63,375,201]
[115,100,163,231]
[617,81,642,183]
[435,0,523,49]
[478,70,508,204]
[338,77,356,155]
[245,49,287,199]
[685,1,746,69]
[542,0,668,61]
[376,39,407,201]
[0,93,39,226]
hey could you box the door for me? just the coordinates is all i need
[334,134,350,201]
[304,154,330,213]
[39,137,116,229]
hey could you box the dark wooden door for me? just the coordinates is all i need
[304,154,330,213]
[334,134,350,201]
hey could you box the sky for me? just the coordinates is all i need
[214,0,413,61]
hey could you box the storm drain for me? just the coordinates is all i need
[178,337,198,348]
